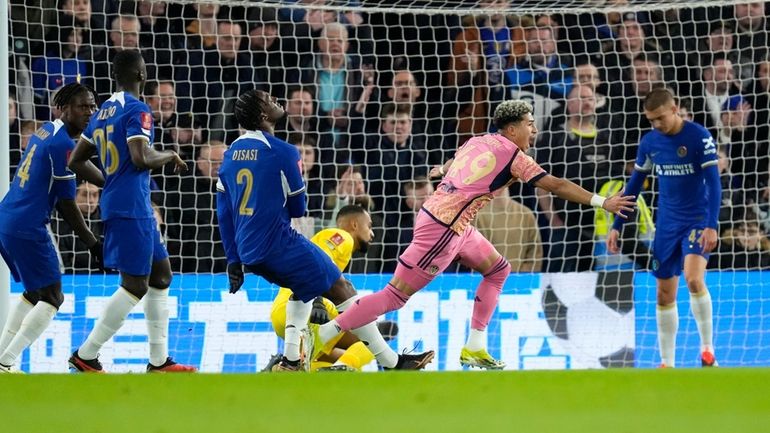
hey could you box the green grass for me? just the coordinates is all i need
[2,369,769,433]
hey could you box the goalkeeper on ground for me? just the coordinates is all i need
[269,205,395,371]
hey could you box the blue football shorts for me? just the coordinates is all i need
[0,231,61,291]
[246,235,341,303]
[651,223,710,279]
[103,217,169,276]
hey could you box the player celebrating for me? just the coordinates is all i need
[217,89,434,371]
[313,100,636,369]
[270,205,395,372]
[67,50,195,373]
[0,83,101,373]
[607,88,721,368]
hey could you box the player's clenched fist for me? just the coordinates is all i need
[227,263,244,294]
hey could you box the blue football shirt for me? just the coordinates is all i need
[80,91,155,220]
[634,121,719,226]
[0,119,77,240]
[216,130,306,264]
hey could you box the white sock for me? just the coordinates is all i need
[657,303,679,367]
[464,328,487,352]
[143,287,169,366]
[284,299,313,362]
[349,322,398,368]
[0,302,57,366]
[0,296,34,355]
[690,290,714,353]
[318,320,343,345]
[335,295,359,313]
[78,288,138,360]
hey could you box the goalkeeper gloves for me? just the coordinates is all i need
[309,296,330,324]
[228,263,245,294]
[88,239,105,271]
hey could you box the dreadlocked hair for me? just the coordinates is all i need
[234,89,264,131]
[52,82,96,110]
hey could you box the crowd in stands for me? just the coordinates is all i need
[7,0,770,273]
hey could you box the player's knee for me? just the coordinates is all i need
[22,290,40,305]
[37,286,64,309]
[483,258,511,287]
[149,273,172,290]
[325,278,356,305]
[684,276,705,292]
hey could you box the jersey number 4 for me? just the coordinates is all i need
[17,144,38,188]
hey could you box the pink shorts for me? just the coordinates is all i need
[396,210,498,291]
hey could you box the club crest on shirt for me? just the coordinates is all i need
[428,265,439,275]
[140,112,153,131]
[677,146,687,157]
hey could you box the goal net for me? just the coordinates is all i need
[6,0,770,372]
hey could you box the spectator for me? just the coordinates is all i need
[275,85,345,182]
[185,2,219,51]
[176,142,228,273]
[134,0,181,80]
[691,54,741,137]
[190,21,263,143]
[710,210,770,269]
[699,23,745,89]
[52,182,103,272]
[475,187,543,273]
[31,25,88,120]
[749,56,770,133]
[91,15,148,98]
[536,84,621,271]
[611,55,663,160]
[505,23,572,132]
[732,2,769,88]
[719,95,769,205]
[247,7,296,97]
[361,103,428,218]
[298,22,367,149]
[291,133,325,219]
[602,13,657,95]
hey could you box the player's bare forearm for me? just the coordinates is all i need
[57,199,97,247]
[128,139,187,172]
[534,175,592,206]
[69,139,105,187]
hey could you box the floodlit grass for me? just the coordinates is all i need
[2,369,769,433]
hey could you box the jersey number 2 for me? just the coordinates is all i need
[236,168,254,216]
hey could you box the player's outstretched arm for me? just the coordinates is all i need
[533,174,636,218]
[68,138,105,187]
[127,138,188,173]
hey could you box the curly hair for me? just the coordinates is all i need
[492,100,533,129]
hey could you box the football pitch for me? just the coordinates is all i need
[2,368,769,433]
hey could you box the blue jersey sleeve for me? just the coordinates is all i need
[283,146,307,218]
[216,178,241,264]
[125,103,154,144]
[633,135,653,173]
[698,132,719,169]
[49,139,77,200]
